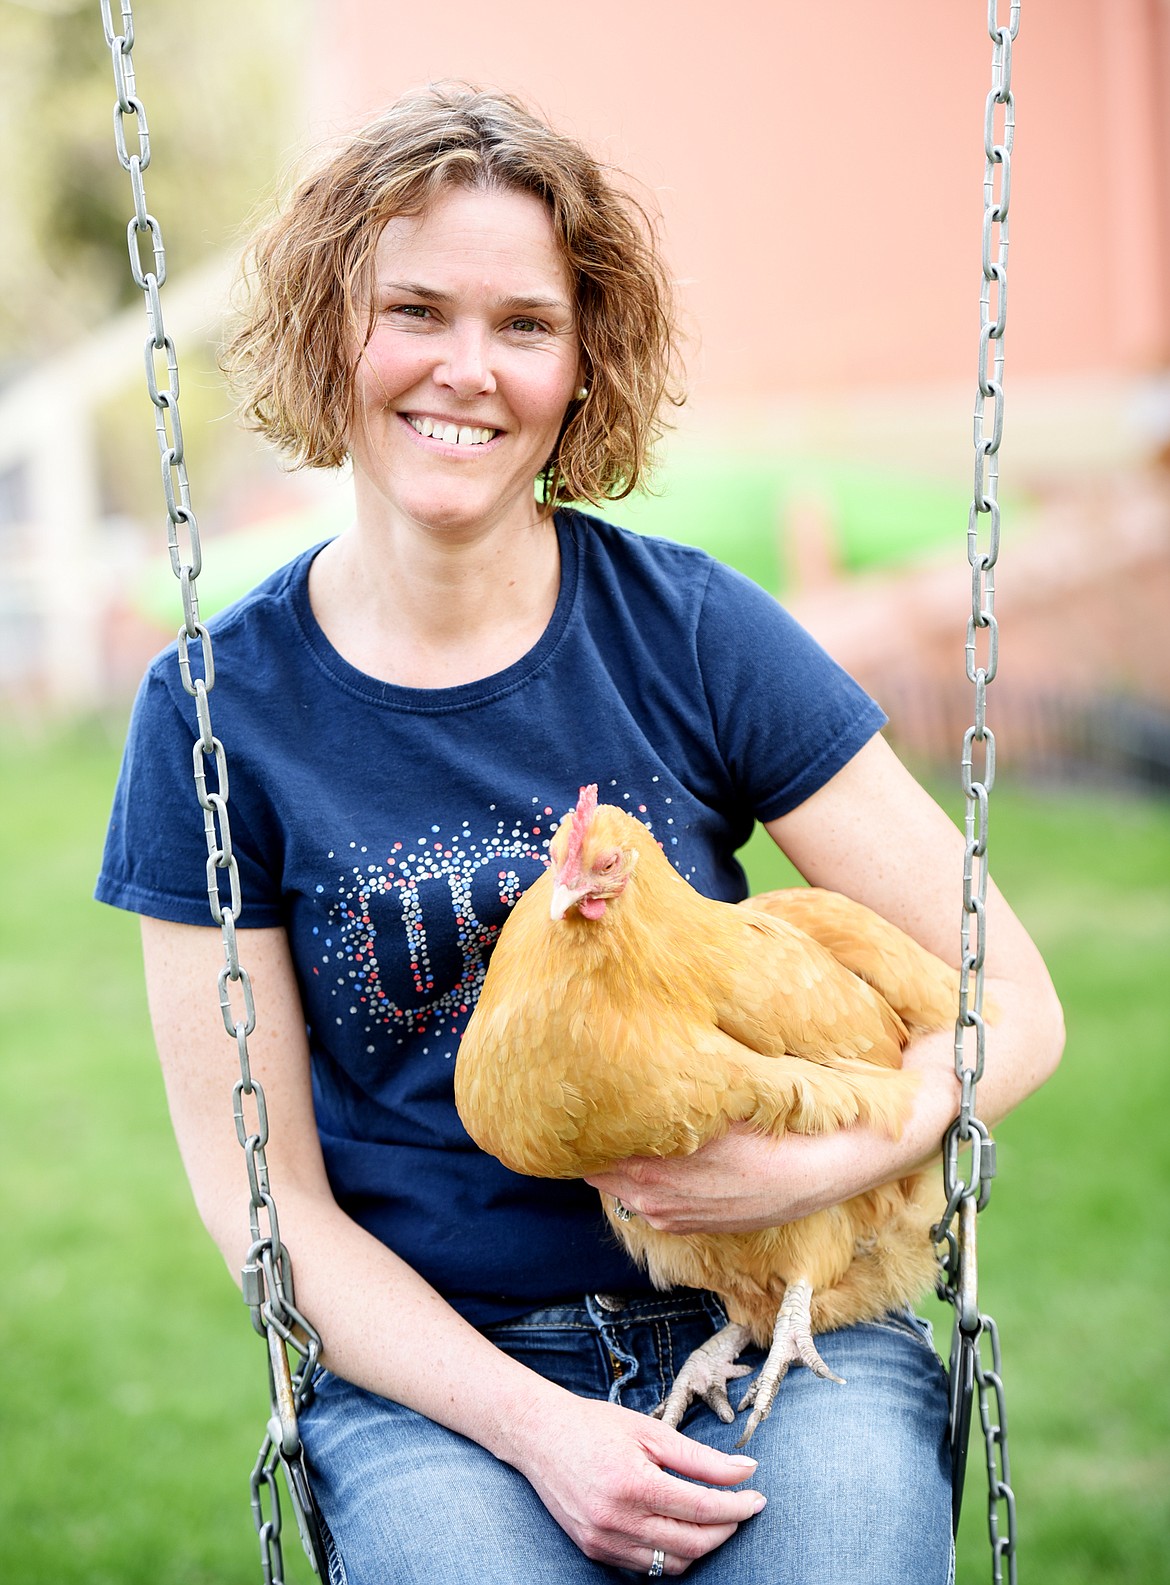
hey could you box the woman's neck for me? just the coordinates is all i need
[307,503,562,689]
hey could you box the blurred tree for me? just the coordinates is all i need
[0,0,307,372]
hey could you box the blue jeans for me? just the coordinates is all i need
[299,1291,954,1584]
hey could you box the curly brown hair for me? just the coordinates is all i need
[221,84,684,504]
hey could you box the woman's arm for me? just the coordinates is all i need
[140,917,765,1572]
[587,733,1065,1233]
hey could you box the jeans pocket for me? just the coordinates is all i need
[320,1509,349,1585]
[866,1307,941,1357]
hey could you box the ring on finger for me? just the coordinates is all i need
[614,1200,633,1222]
[647,1548,665,1578]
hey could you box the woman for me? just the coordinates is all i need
[97,85,1063,1582]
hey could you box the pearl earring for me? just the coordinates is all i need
[575,385,589,401]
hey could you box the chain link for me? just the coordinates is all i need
[933,5,1020,1579]
[99,3,325,1576]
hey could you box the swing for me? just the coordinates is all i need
[98,2,1019,1578]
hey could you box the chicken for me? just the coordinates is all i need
[455,784,961,1443]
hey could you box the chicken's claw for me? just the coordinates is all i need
[654,1321,754,1428]
[735,1277,844,1446]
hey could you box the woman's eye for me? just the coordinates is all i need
[509,317,543,334]
[388,303,431,320]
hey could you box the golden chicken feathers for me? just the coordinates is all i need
[455,784,959,1440]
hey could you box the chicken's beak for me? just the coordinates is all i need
[549,881,582,922]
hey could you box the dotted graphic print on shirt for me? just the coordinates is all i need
[314,783,688,1060]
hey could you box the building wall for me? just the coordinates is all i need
[304,0,1170,426]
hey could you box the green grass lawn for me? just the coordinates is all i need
[2,721,1167,1584]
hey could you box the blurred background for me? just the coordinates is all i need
[2,1,1167,1581]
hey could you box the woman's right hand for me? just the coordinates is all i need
[504,1385,766,1576]
[139,919,765,1576]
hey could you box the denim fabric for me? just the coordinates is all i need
[299,1291,954,1584]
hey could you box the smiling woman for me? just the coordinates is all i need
[348,188,581,541]
[97,82,1063,1585]
[309,185,585,686]
[221,85,680,501]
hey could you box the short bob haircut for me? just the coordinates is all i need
[222,84,683,505]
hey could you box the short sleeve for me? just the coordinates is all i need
[695,560,886,821]
[95,659,283,926]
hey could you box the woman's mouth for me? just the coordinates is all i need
[404,415,499,447]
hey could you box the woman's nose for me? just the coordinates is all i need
[434,322,496,397]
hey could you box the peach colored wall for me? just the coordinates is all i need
[303,0,1170,413]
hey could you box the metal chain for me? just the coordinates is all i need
[98,4,326,1577]
[933,5,1019,1581]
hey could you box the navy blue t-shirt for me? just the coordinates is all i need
[97,508,885,1326]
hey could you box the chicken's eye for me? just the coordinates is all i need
[597,851,621,874]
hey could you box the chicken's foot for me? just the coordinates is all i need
[654,1321,755,1429]
[735,1277,845,1446]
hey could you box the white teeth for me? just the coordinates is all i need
[407,416,496,446]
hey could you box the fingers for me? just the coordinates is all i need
[647,1424,761,1491]
[521,1391,766,1574]
[636,1525,741,1577]
[560,1471,754,1575]
[634,1427,766,1532]
[574,1500,746,1575]
[582,1167,633,1200]
[634,1425,766,1570]
[585,1153,657,1196]
[602,1497,747,1574]
[650,1469,766,1529]
[586,1147,775,1234]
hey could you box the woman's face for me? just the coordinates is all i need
[349,184,582,541]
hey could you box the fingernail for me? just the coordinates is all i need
[751,1494,768,1514]
[728,1454,757,1466]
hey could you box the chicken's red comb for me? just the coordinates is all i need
[561,783,598,877]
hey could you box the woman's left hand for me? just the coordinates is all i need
[585,1124,818,1234]
[585,1034,964,1235]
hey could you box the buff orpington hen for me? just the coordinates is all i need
[455,784,961,1444]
